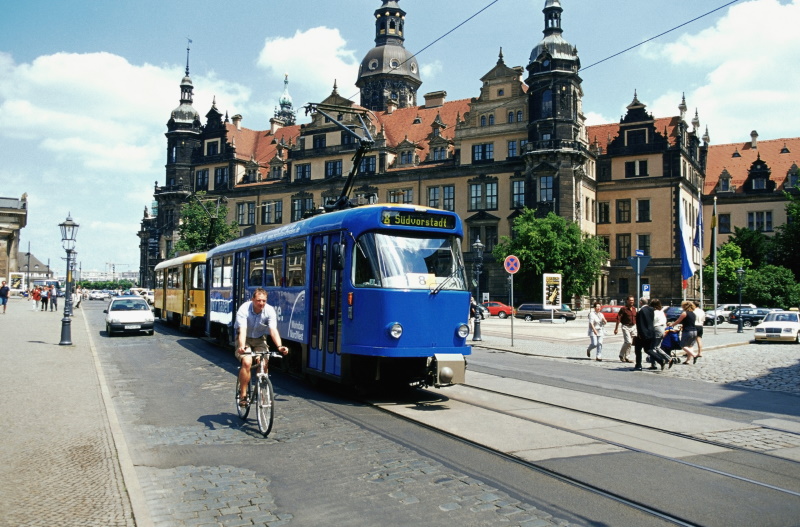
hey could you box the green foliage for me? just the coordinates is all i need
[77,280,135,290]
[727,227,771,268]
[174,192,239,255]
[703,242,751,302]
[771,192,800,280]
[493,211,608,302]
[742,265,800,309]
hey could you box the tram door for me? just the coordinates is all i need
[181,263,192,328]
[308,234,343,377]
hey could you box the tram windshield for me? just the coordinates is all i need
[353,232,468,290]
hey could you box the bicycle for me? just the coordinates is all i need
[236,349,282,437]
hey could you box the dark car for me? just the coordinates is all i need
[729,307,777,328]
[482,301,514,318]
[664,306,683,323]
[515,303,576,321]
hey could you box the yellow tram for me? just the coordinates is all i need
[153,252,207,331]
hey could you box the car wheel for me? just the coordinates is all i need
[106,324,113,336]
[524,315,533,321]
[795,332,800,344]
[717,316,725,325]
[743,320,752,328]
[498,312,508,319]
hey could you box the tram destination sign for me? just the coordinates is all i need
[381,210,456,229]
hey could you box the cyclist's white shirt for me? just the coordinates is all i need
[234,301,278,338]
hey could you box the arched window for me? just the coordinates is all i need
[508,112,514,123]
[488,114,495,126]
[517,110,523,122]
[480,115,487,127]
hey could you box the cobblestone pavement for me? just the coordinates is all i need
[0,300,134,527]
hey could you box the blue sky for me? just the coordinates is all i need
[1,0,798,275]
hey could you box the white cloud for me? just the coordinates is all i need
[643,0,800,144]
[256,26,361,108]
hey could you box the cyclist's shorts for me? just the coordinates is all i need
[235,336,268,361]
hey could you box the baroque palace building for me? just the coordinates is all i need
[139,0,797,306]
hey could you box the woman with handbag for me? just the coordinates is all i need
[586,302,606,361]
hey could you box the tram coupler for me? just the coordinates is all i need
[426,354,467,387]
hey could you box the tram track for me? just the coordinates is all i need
[366,372,800,526]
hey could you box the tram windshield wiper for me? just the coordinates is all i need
[431,265,463,295]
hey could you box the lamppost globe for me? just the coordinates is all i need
[59,214,80,346]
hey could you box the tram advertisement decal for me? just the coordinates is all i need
[381,210,455,229]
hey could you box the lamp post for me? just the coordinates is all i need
[472,237,484,342]
[736,267,745,334]
[59,214,79,346]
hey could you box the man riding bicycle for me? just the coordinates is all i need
[235,288,288,406]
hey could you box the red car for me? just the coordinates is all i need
[600,305,621,322]
[482,301,514,319]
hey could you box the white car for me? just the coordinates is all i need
[104,295,155,336]
[143,290,154,305]
[88,290,107,301]
[754,311,800,343]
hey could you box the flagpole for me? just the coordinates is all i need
[698,188,704,308]
[713,196,719,335]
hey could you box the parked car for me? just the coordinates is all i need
[482,301,514,318]
[728,307,777,328]
[88,290,108,301]
[515,303,576,321]
[600,305,621,323]
[704,303,756,325]
[104,295,155,336]
[754,311,800,343]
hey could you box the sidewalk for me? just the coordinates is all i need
[0,297,148,526]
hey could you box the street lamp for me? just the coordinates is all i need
[736,267,745,334]
[59,214,79,346]
[472,237,484,342]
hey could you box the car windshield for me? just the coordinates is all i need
[353,232,467,290]
[764,312,799,323]
[110,299,149,311]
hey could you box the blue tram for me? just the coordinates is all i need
[205,204,471,388]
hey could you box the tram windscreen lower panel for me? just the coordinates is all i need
[353,233,467,291]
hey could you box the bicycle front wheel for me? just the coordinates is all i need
[256,376,275,437]
[236,377,250,420]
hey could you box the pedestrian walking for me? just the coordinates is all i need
[647,298,673,369]
[693,301,705,358]
[49,285,58,311]
[0,281,10,314]
[634,298,656,371]
[40,287,48,311]
[586,302,606,361]
[668,301,699,364]
[614,295,637,363]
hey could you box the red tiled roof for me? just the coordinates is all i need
[225,122,300,165]
[705,137,800,194]
[586,117,681,149]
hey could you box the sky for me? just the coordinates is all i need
[1,0,798,277]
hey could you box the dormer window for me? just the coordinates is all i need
[753,178,766,190]
[400,150,414,165]
[719,177,730,192]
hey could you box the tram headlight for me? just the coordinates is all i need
[387,322,403,339]
[457,324,469,339]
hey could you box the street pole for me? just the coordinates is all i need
[736,267,744,334]
[472,237,484,342]
[59,215,79,346]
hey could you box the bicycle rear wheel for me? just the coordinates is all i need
[256,376,275,437]
[236,376,251,420]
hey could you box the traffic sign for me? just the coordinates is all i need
[642,284,650,292]
[627,255,651,274]
[635,249,644,256]
[504,255,520,274]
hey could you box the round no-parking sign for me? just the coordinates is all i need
[504,255,520,274]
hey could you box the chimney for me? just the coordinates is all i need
[270,117,284,135]
[750,130,758,149]
[386,100,397,114]
[232,114,242,131]
[423,91,447,108]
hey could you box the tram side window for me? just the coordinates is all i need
[212,258,223,287]
[264,244,283,287]
[156,272,164,288]
[285,241,306,286]
[249,249,265,287]
[223,256,233,288]
[354,237,381,287]
[175,267,183,289]
[167,268,177,288]
[193,263,206,290]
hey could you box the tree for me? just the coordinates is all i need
[174,192,239,255]
[493,211,608,303]
[771,191,800,280]
[742,265,800,309]
[727,226,772,268]
[702,242,751,303]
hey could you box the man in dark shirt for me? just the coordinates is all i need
[635,299,656,371]
[0,281,9,314]
[614,295,637,362]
